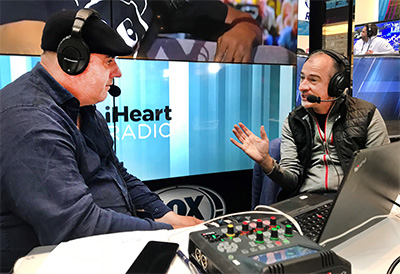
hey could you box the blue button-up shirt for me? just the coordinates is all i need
[0,63,172,271]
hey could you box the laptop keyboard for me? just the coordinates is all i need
[282,201,333,242]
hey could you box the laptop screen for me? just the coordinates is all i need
[318,142,400,247]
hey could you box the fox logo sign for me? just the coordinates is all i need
[156,185,226,220]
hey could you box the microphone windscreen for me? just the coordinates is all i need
[108,84,121,97]
[307,95,321,103]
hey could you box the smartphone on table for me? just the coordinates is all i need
[126,241,179,274]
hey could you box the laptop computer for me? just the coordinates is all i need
[269,141,400,249]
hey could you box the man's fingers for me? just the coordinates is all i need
[214,38,228,62]
[223,49,235,62]
[260,125,269,142]
[233,124,245,136]
[230,137,243,149]
[232,127,246,144]
[238,122,252,137]
[240,50,251,63]
[232,43,250,63]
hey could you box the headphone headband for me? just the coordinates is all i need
[71,9,97,36]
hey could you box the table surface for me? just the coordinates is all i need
[12,201,400,274]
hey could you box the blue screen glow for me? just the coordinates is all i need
[0,56,295,181]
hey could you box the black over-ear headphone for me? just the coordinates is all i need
[366,23,373,38]
[309,49,351,97]
[57,8,100,75]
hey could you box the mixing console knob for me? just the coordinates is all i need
[241,221,250,234]
[226,224,235,237]
[270,216,277,227]
[255,230,264,244]
[270,227,279,241]
[284,224,293,237]
[256,219,264,231]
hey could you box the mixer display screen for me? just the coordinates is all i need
[249,245,318,265]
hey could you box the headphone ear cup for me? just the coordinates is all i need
[57,35,90,75]
[367,25,372,37]
[328,72,348,97]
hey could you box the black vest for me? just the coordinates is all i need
[286,96,376,196]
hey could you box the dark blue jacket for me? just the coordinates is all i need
[0,63,172,272]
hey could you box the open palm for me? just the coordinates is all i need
[230,122,270,163]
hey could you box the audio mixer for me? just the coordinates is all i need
[188,213,351,273]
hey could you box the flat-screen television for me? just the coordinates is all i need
[0,56,295,214]
[0,56,295,181]
[0,0,298,60]
[354,19,400,52]
[352,56,400,121]
[97,59,296,181]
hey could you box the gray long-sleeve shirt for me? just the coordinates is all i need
[268,101,390,193]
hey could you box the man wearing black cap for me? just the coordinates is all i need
[0,9,202,272]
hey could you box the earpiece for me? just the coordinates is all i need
[57,9,100,75]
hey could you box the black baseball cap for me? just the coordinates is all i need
[41,9,133,57]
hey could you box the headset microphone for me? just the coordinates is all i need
[307,95,339,103]
[108,79,121,97]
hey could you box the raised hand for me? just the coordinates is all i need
[230,122,274,172]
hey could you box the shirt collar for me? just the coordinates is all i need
[32,62,81,123]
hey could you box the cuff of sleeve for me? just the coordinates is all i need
[153,220,173,230]
[147,199,172,219]
[263,159,277,176]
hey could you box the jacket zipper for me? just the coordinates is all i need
[313,107,335,190]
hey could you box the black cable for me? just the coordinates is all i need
[112,95,117,152]
[387,255,400,274]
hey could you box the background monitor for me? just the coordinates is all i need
[0,55,296,213]
[354,19,400,52]
[0,0,298,64]
[97,59,295,181]
[352,56,400,121]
